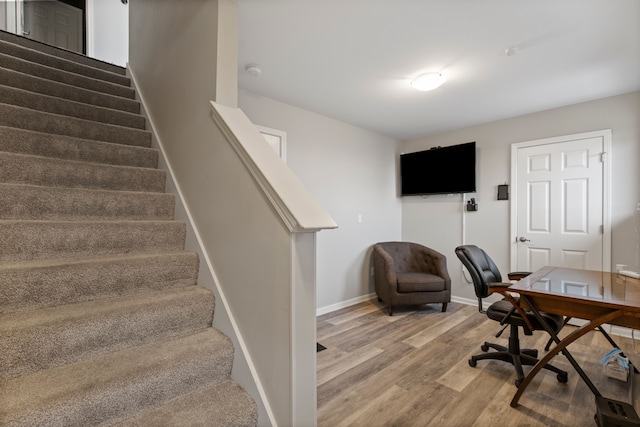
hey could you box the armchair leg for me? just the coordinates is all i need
[388,305,393,316]
[442,303,448,312]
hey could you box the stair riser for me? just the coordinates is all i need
[0,221,187,262]
[1,330,234,427]
[0,184,175,221]
[0,85,145,129]
[114,380,258,427]
[0,39,131,86]
[0,30,126,75]
[0,252,199,313]
[0,66,140,114]
[0,126,158,168]
[0,153,165,193]
[2,287,214,380]
[0,52,134,99]
[0,104,151,147]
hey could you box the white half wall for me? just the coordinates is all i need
[238,90,402,311]
[402,91,640,303]
[86,0,128,66]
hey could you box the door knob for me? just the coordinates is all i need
[518,236,531,242]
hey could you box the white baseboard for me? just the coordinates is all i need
[316,294,477,316]
[319,294,637,342]
[316,293,377,316]
[451,295,477,307]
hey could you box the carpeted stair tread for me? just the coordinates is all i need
[0,84,145,129]
[0,39,131,86]
[0,184,175,221]
[1,286,215,380]
[0,66,140,113]
[0,30,126,75]
[0,152,165,192]
[0,52,135,99]
[0,126,158,167]
[0,251,199,313]
[0,220,187,262]
[0,329,234,427]
[0,104,151,147]
[0,32,257,426]
[114,380,258,427]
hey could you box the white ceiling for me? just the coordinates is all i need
[236,0,640,140]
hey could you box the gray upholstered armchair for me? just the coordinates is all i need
[373,242,451,316]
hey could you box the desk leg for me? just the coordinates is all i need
[510,304,623,408]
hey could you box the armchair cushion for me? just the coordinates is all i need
[396,272,446,293]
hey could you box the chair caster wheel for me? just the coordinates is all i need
[481,344,489,352]
[469,359,477,368]
[557,373,568,383]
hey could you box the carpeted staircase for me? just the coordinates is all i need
[0,30,258,426]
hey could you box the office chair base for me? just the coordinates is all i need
[480,342,538,359]
[469,330,568,387]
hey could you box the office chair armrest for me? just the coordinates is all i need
[507,272,531,281]
[490,287,535,333]
[488,282,513,289]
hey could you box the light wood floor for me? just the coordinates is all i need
[317,299,639,427]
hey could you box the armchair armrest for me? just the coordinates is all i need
[373,246,398,290]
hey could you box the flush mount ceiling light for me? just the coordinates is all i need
[244,64,263,77]
[504,46,518,57]
[410,72,445,91]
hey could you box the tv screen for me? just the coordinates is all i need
[400,141,476,196]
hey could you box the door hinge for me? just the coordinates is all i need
[600,224,604,234]
[600,152,607,162]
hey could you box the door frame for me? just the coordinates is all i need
[509,129,612,272]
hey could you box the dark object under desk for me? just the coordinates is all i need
[508,267,640,410]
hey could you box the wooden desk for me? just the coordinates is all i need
[507,266,640,407]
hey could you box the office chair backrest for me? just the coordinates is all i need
[455,245,502,300]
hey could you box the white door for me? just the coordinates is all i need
[23,0,83,53]
[511,130,611,273]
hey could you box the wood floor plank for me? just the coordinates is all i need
[325,302,382,325]
[318,299,640,426]
[317,342,416,408]
[435,345,488,392]
[317,344,384,386]
[402,308,473,348]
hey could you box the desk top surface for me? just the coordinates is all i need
[509,266,640,311]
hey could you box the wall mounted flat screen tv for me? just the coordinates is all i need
[400,141,476,196]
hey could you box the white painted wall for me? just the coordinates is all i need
[87,0,128,66]
[128,2,339,425]
[1,1,18,33]
[238,90,403,312]
[0,2,7,31]
[402,91,640,304]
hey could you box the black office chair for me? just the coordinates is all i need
[455,245,568,387]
